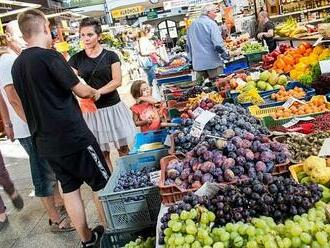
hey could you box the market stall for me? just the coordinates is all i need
[94,29,330,247]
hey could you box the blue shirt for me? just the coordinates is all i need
[187,15,226,71]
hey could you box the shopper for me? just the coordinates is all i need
[130,80,166,132]
[0,89,23,230]
[1,21,73,232]
[137,26,158,85]
[187,4,229,80]
[69,17,136,171]
[12,9,110,247]
[257,11,276,52]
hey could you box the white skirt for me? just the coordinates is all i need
[83,101,137,151]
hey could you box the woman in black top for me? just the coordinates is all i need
[69,18,136,171]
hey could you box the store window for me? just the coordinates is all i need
[158,20,178,39]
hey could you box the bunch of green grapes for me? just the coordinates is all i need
[164,206,217,248]
[124,236,155,248]
[211,201,330,248]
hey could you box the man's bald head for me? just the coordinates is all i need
[17,9,48,40]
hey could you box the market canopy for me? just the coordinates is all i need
[0,0,41,18]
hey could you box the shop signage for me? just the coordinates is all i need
[147,10,158,20]
[111,6,145,19]
[63,0,104,8]
[164,0,221,10]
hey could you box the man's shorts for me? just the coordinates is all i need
[45,141,111,194]
[197,66,224,80]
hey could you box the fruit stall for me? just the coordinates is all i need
[98,40,330,248]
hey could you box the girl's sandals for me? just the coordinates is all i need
[49,214,75,233]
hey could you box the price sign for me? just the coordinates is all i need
[319,138,330,157]
[282,97,306,108]
[319,60,330,74]
[282,116,315,128]
[149,170,161,185]
[190,110,216,138]
[192,107,204,117]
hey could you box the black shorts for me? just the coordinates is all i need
[45,142,110,193]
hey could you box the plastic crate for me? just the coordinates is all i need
[244,51,267,65]
[236,82,316,108]
[130,130,169,154]
[99,149,168,231]
[224,57,249,75]
[159,155,198,205]
[272,160,291,176]
[289,164,303,183]
[101,227,155,248]
[157,74,192,85]
[248,95,330,119]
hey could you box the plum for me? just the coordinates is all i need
[203,150,213,161]
[228,152,238,159]
[243,132,255,141]
[252,140,262,152]
[200,161,216,173]
[175,162,184,173]
[215,139,227,150]
[167,159,179,170]
[192,163,202,172]
[232,136,243,147]
[223,129,235,139]
[175,178,183,186]
[241,139,252,149]
[188,174,194,184]
[275,152,287,164]
[202,173,214,183]
[255,161,266,172]
[193,170,203,181]
[248,168,257,178]
[260,151,275,163]
[237,148,246,157]
[189,158,199,167]
[224,169,235,182]
[196,145,208,156]
[223,158,235,170]
[180,168,191,180]
[254,152,260,161]
[266,161,275,173]
[167,169,180,179]
[245,149,255,161]
[236,156,246,167]
[225,143,237,153]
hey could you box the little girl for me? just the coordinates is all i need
[131,80,165,132]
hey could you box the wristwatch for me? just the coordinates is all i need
[4,122,13,128]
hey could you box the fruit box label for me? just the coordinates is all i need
[190,110,216,138]
[282,116,315,128]
[318,138,330,157]
[319,60,330,74]
[149,170,161,185]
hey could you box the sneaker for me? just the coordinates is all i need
[0,216,9,231]
[12,194,24,211]
[81,225,104,248]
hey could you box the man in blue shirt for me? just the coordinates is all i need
[187,4,229,80]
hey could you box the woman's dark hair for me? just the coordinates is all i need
[79,17,102,35]
[131,80,147,99]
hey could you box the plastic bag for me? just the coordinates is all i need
[79,98,97,113]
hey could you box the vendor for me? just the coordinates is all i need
[257,11,276,52]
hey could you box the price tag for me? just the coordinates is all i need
[149,170,161,186]
[192,107,204,117]
[318,138,330,157]
[164,134,171,147]
[319,60,330,74]
[282,116,315,128]
[282,97,306,108]
[314,36,323,47]
[190,110,216,138]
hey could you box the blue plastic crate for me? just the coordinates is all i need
[98,149,168,232]
[233,81,316,108]
[130,129,169,154]
[157,74,192,85]
[224,57,249,75]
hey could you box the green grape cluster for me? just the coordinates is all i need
[124,236,155,248]
[163,201,330,248]
[164,206,216,248]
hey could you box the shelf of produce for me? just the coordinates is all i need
[299,18,326,25]
[270,5,330,19]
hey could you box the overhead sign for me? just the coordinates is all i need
[163,0,221,10]
[147,10,158,20]
[111,6,145,19]
[63,0,104,8]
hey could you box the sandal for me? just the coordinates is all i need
[49,215,75,233]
